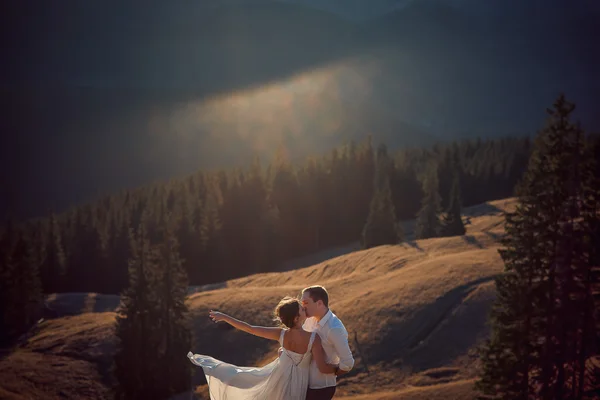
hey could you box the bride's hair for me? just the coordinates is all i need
[273,296,301,329]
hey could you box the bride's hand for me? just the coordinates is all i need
[209,310,228,323]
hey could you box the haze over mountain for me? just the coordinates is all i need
[1,0,598,219]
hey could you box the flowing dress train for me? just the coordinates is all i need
[187,329,316,400]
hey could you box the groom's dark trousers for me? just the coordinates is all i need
[306,386,336,400]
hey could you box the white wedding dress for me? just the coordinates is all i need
[187,329,316,400]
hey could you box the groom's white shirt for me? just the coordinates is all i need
[303,309,354,389]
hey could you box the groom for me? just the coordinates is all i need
[301,285,354,400]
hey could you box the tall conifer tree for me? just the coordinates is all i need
[362,144,403,248]
[415,162,442,239]
[441,171,466,237]
[476,94,600,399]
[155,213,193,398]
[40,213,66,293]
[113,219,161,400]
[0,222,43,345]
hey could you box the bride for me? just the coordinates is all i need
[187,296,334,400]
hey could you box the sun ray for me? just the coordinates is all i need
[162,56,381,160]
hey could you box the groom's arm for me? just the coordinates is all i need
[329,327,355,376]
[312,335,338,374]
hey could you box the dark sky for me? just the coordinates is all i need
[1,0,598,219]
[3,0,599,85]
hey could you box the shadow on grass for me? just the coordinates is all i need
[404,241,425,252]
[462,235,485,249]
[365,274,500,373]
[484,231,503,242]
[461,202,504,218]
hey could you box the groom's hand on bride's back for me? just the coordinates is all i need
[334,364,349,376]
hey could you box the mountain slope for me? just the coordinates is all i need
[0,198,517,399]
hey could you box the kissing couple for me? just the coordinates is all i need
[187,285,354,400]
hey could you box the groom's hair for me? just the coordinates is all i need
[302,285,329,307]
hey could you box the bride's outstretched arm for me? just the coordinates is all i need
[312,335,337,374]
[209,310,282,341]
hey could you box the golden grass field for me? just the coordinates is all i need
[0,198,517,400]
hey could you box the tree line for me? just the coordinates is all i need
[0,132,534,350]
[1,135,531,298]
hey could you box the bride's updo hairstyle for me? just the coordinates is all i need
[274,296,301,329]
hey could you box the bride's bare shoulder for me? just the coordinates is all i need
[301,329,317,341]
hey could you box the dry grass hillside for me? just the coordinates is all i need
[0,198,517,400]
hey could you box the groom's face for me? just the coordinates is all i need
[301,292,317,318]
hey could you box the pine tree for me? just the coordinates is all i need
[331,144,354,240]
[357,135,376,232]
[361,149,403,249]
[154,214,193,398]
[111,213,132,294]
[13,226,43,333]
[475,94,600,399]
[553,119,600,400]
[0,223,21,345]
[361,179,403,249]
[0,222,43,346]
[246,156,276,272]
[415,162,442,239]
[113,220,161,400]
[220,173,246,275]
[391,152,423,221]
[270,157,304,259]
[198,188,225,283]
[65,208,104,293]
[585,202,600,398]
[40,213,66,294]
[475,203,543,398]
[441,171,466,237]
[374,144,393,190]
